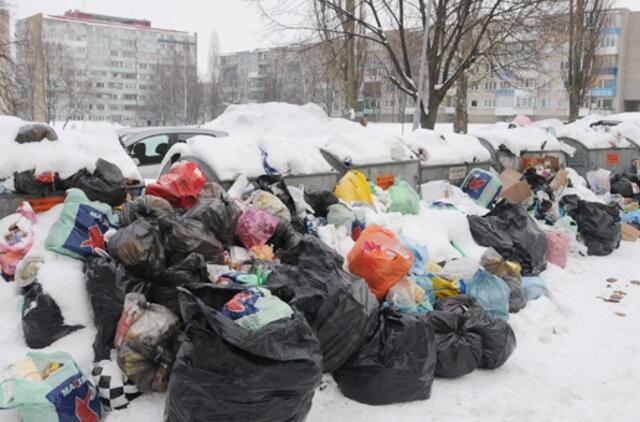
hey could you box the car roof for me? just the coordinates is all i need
[118,126,228,146]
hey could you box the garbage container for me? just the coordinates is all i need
[320,149,421,190]
[402,129,493,186]
[159,136,339,192]
[557,124,637,177]
[473,124,573,173]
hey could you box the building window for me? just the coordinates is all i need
[470,99,478,108]
[542,98,550,109]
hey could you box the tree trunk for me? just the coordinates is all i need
[420,94,440,129]
[453,71,469,133]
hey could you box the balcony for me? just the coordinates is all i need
[590,88,617,97]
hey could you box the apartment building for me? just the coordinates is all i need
[219,7,640,124]
[15,10,197,125]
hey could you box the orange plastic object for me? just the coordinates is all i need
[347,224,414,300]
[28,195,66,213]
[145,161,206,209]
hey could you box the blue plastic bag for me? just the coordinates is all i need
[400,235,429,276]
[467,270,510,320]
[622,210,640,226]
[521,276,550,301]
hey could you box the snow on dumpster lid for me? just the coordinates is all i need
[162,134,334,182]
[205,102,416,165]
[472,123,576,157]
[0,116,142,181]
[402,128,491,166]
[558,120,633,149]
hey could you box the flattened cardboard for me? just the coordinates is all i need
[621,223,640,242]
[499,168,533,204]
[550,169,569,192]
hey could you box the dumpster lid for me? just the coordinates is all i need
[161,134,334,182]
[204,102,416,166]
[473,123,575,157]
[558,119,633,149]
[402,129,491,165]
[0,116,141,181]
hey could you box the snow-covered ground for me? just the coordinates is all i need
[370,122,490,136]
[1,203,639,421]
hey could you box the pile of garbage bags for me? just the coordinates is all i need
[14,160,625,420]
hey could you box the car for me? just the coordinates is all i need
[117,126,228,179]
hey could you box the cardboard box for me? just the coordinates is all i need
[499,168,533,204]
[621,223,640,242]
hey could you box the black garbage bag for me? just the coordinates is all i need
[164,284,322,422]
[333,310,437,405]
[434,294,485,317]
[426,311,483,378]
[185,195,241,247]
[279,234,343,268]
[66,159,128,206]
[522,167,550,194]
[160,217,225,265]
[15,123,58,143]
[264,260,379,373]
[560,195,621,256]
[610,173,639,198]
[107,219,166,278]
[115,293,181,393]
[121,195,175,226]
[269,219,302,251]
[468,200,547,275]
[14,170,63,196]
[21,282,84,349]
[304,189,339,218]
[150,253,209,317]
[465,317,516,370]
[84,256,149,361]
[199,182,227,200]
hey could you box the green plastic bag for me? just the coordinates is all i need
[327,203,356,230]
[388,177,420,215]
[45,188,119,259]
[0,351,102,422]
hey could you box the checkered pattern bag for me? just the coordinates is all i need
[91,360,142,411]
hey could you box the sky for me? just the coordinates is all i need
[8,0,640,75]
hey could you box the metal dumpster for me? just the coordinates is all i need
[558,136,637,177]
[401,129,493,186]
[161,156,339,193]
[320,149,421,190]
[476,138,568,173]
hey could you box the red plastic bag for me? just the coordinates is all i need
[545,230,570,268]
[236,207,280,249]
[145,161,206,209]
[347,225,414,300]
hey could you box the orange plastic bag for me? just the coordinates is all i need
[347,225,414,300]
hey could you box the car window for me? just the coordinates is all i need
[176,133,216,143]
[130,134,170,165]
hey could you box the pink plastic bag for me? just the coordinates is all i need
[0,202,37,277]
[545,230,570,268]
[236,207,279,249]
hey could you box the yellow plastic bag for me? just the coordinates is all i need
[335,170,373,205]
[431,276,461,299]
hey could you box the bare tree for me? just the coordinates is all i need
[0,4,14,114]
[257,0,554,129]
[563,0,611,122]
[206,29,223,120]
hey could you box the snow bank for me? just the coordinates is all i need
[0,116,141,181]
[402,129,492,165]
[473,123,576,157]
[163,134,334,181]
[0,204,96,375]
[205,102,415,165]
[558,120,633,149]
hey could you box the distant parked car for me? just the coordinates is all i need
[117,126,228,179]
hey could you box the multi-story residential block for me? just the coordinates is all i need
[219,7,640,124]
[15,10,197,125]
